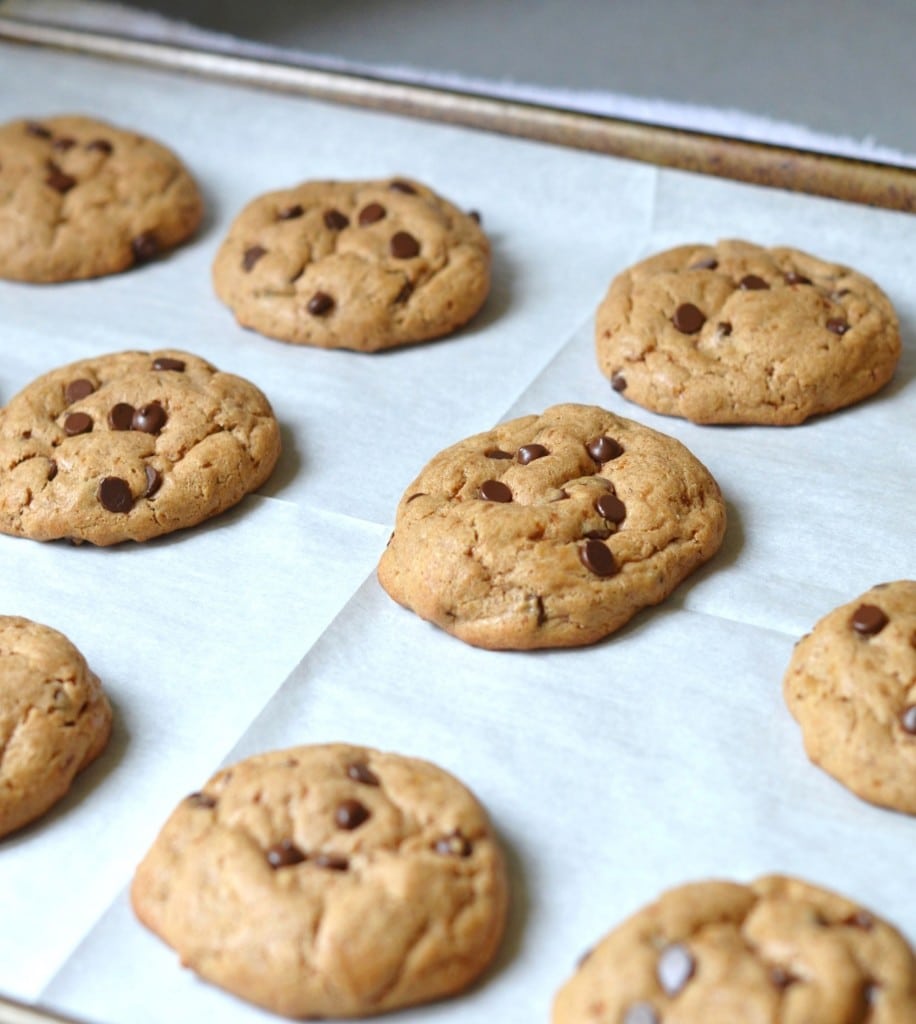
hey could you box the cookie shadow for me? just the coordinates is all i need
[258,419,303,499]
[476,825,529,992]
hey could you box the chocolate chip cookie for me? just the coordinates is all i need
[0,115,202,282]
[0,615,111,838]
[595,239,901,424]
[377,403,726,649]
[784,581,916,814]
[131,743,508,1018]
[212,177,489,351]
[553,875,916,1024]
[0,350,280,545]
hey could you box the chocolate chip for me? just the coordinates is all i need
[901,706,916,734]
[622,1004,659,1024]
[132,402,166,434]
[266,839,306,869]
[307,291,335,316]
[390,231,420,259]
[277,203,304,220]
[827,318,850,335]
[144,465,162,497]
[324,208,349,230]
[358,202,386,225]
[672,302,706,334]
[785,271,812,285]
[770,966,797,989]
[657,942,695,996]
[739,274,769,290]
[188,791,217,808]
[433,831,472,857]
[65,378,95,404]
[478,479,513,502]
[586,436,624,463]
[47,460,58,481]
[52,137,76,152]
[517,443,548,464]
[851,604,888,636]
[26,121,52,138]
[389,180,417,194]
[314,852,349,871]
[347,762,380,786]
[152,356,186,372]
[98,476,133,513]
[485,448,513,460]
[579,539,616,577]
[335,799,370,830]
[405,492,426,503]
[843,911,875,931]
[85,138,113,154]
[611,372,627,392]
[688,257,718,270]
[108,403,135,431]
[394,281,413,304]
[596,493,626,524]
[242,245,267,271]
[45,163,76,194]
[717,321,733,336]
[131,232,160,264]
[469,210,482,224]
[63,412,92,436]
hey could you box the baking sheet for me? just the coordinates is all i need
[0,38,914,1024]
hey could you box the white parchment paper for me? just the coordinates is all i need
[0,39,914,1024]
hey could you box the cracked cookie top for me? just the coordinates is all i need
[784,580,916,814]
[212,177,490,351]
[377,403,726,650]
[131,743,508,1018]
[0,615,111,838]
[0,349,281,545]
[553,875,916,1024]
[0,115,203,282]
[595,239,900,424]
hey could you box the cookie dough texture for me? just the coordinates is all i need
[212,177,489,351]
[378,403,726,649]
[131,743,508,1018]
[595,239,901,424]
[553,875,916,1024]
[0,616,111,838]
[0,115,202,282]
[0,350,280,545]
[784,580,916,814]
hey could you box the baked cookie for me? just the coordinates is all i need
[553,875,916,1024]
[595,239,900,424]
[131,743,508,1018]
[212,177,489,351]
[0,115,203,282]
[0,616,111,838]
[377,403,726,649]
[784,580,916,814]
[0,350,280,545]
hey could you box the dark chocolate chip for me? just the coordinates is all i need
[770,966,797,990]
[394,281,413,304]
[47,460,58,481]
[324,208,350,230]
[45,163,76,194]
[622,1004,659,1024]
[901,706,916,735]
[131,232,160,264]
[277,203,304,220]
[405,492,426,503]
[596,493,626,524]
[389,180,417,194]
[63,412,92,436]
[52,137,76,152]
[843,911,875,931]
[717,321,733,336]
[390,231,420,259]
[579,539,617,577]
[851,604,888,636]
[307,291,335,316]
[688,257,718,270]
[98,476,133,513]
[468,210,482,224]
[657,942,695,996]
[827,318,850,335]
[739,274,769,290]
[144,465,162,497]
[266,839,306,869]
[132,402,166,434]
[672,302,706,334]
[26,121,52,138]
[86,138,113,154]
[65,378,95,404]
[108,403,135,431]
[433,831,472,857]
[485,448,513,460]
[358,202,386,225]
[242,245,267,271]
[785,271,812,285]
[586,436,624,463]
[611,372,627,392]
[188,791,217,808]
[335,798,370,830]
[478,479,513,503]
[314,852,349,871]
[152,356,186,372]
[347,762,380,786]
[517,443,548,464]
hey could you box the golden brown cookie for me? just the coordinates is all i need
[0,115,202,282]
[131,743,508,1018]
[0,350,280,545]
[595,239,900,424]
[0,616,111,838]
[212,177,489,351]
[377,403,726,649]
[553,875,916,1024]
[784,581,916,814]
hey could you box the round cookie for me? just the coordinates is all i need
[784,580,916,814]
[0,616,111,838]
[595,239,901,424]
[0,350,280,545]
[131,743,508,1018]
[212,177,489,351]
[377,403,726,650]
[553,875,916,1024]
[0,115,202,283]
